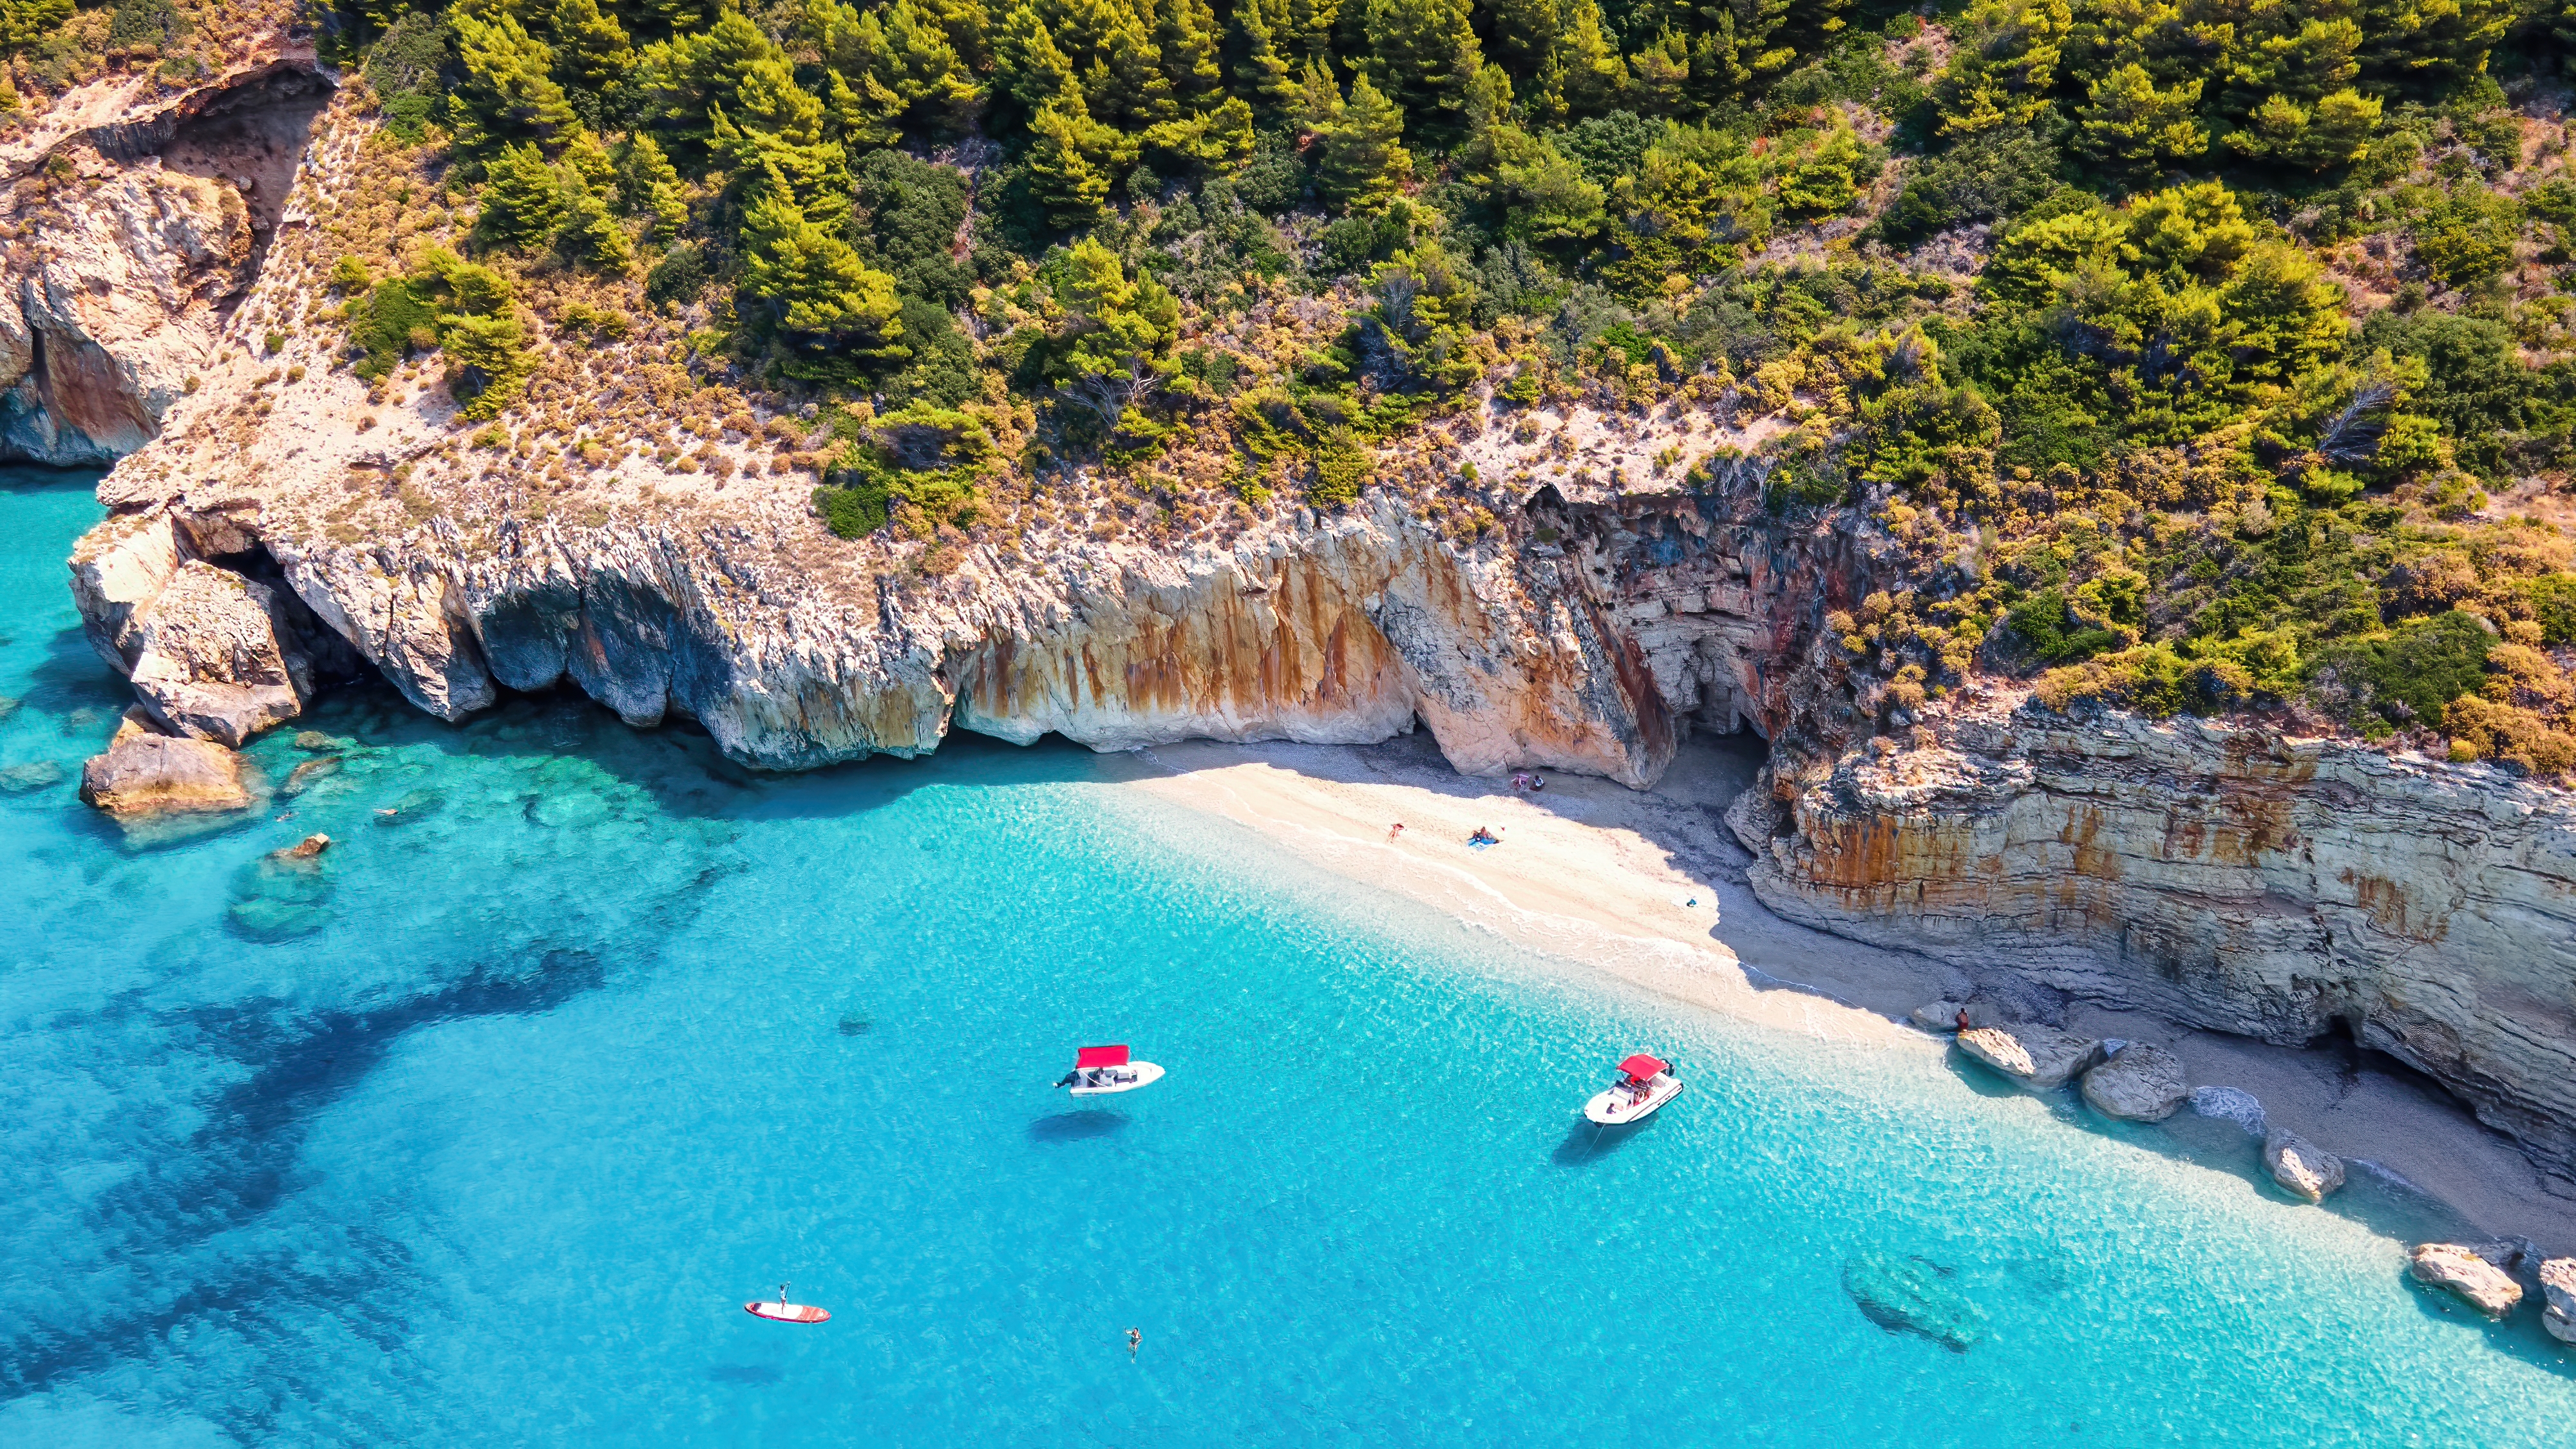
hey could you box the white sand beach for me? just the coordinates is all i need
[1120,732,2576,1249]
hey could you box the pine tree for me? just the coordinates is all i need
[442,312,536,419]
[2076,63,2207,178]
[1283,0,1340,59]
[1551,0,1625,119]
[547,0,634,94]
[1058,235,1182,429]
[740,167,907,361]
[1935,0,2070,135]
[0,0,73,53]
[477,142,569,249]
[1361,0,1482,130]
[633,12,797,164]
[1025,85,1139,227]
[453,12,581,153]
[1228,0,1300,115]
[2359,0,2515,85]
[995,1,1079,112]
[1296,56,1343,135]
[1318,73,1412,214]
[555,182,634,270]
[882,0,986,131]
[1481,0,1558,74]
[1626,28,1690,115]
[1155,0,1226,114]
[615,132,692,239]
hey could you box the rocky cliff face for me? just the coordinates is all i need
[0,56,330,465]
[1732,701,2576,1188]
[71,453,1885,788]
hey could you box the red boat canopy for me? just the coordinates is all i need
[1619,1054,1669,1081]
[1077,1045,1131,1068]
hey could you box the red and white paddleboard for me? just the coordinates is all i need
[746,1286,829,1324]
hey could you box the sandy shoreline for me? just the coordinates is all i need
[1115,732,2576,1251]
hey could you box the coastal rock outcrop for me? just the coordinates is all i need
[117,560,311,745]
[2262,1129,2345,1204]
[1956,1024,2104,1092]
[79,728,251,816]
[2408,1243,2524,1320]
[0,58,330,464]
[2541,1258,2576,1345]
[2079,1043,2187,1122]
[1736,699,2576,1189]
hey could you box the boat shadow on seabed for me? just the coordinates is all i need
[1028,1109,1131,1142]
[1551,1111,1664,1166]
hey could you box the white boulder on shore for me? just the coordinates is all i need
[2261,1128,2345,1203]
[2541,1258,2576,1345]
[1956,1025,2105,1093]
[2079,1043,2187,1121]
[2409,1243,2524,1320]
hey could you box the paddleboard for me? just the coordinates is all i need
[746,1300,831,1324]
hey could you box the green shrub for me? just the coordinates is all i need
[813,481,891,538]
[2410,189,2519,289]
[1309,429,1369,506]
[2307,610,2496,730]
[348,279,437,378]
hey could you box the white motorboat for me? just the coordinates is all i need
[1056,1044,1165,1096]
[1584,1054,1683,1125]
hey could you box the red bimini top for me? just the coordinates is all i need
[1077,1045,1131,1068]
[1618,1054,1669,1082]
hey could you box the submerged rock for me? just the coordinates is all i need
[2409,1243,2524,1320]
[0,760,63,793]
[292,730,346,752]
[529,790,611,828]
[372,788,444,826]
[1842,1253,1985,1352]
[1956,1025,2104,1092]
[2081,1043,2188,1122]
[281,757,342,796]
[0,694,17,721]
[2541,1258,2576,1345]
[2262,1129,2345,1203]
[225,842,335,940]
[79,732,251,817]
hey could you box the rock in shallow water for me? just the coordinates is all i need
[225,848,334,941]
[281,757,341,797]
[2541,1258,2576,1345]
[1957,1025,2104,1092]
[2262,1129,2345,1203]
[79,732,250,816]
[2189,1086,2267,1136]
[0,760,63,793]
[2409,1244,2524,1320]
[2080,1043,2187,1121]
[1842,1253,1985,1352]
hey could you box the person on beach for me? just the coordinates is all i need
[1470,825,1499,846]
[1955,1008,1971,1033]
[1388,822,1405,842]
[1127,1328,1141,1358]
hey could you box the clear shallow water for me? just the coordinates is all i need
[3,468,2574,1447]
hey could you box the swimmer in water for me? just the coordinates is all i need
[1127,1328,1141,1358]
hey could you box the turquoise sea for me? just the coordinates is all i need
[5,466,2575,1446]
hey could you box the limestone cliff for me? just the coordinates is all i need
[1731,700,2576,1188]
[0,55,330,464]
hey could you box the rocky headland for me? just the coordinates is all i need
[20,33,2576,1303]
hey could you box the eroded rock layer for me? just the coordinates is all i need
[1733,701,2576,1186]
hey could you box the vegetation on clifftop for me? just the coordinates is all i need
[135,0,2576,779]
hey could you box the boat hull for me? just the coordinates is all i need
[1584,1076,1683,1125]
[1068,1061,1165,1096]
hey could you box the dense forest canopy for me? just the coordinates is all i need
[15,0,2576,772]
